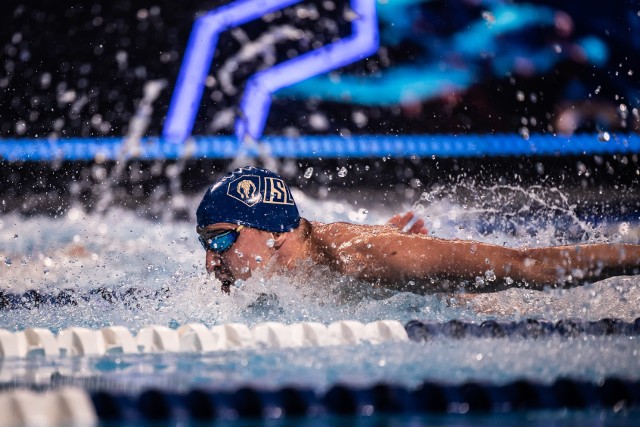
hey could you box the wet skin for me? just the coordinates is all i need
[199,222,289,292]
[199,215,640,294]
[199,213,424,292]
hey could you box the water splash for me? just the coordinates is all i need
[94,79,167,215]
[1,182,639,333]
[412,182,605,246]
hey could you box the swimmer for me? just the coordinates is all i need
[197,166,640,294]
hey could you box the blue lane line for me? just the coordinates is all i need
[0,134,637,161]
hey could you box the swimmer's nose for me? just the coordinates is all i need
[205,250,221,274]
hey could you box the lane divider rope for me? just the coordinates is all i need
[3,376,639,425]
[2,316,639,358]
[104,378,638,418]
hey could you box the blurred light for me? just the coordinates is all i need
[578,36,608,66]
[162,0,379,143]
[1,134,639,161]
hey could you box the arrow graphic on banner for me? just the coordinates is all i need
[162,0,378,143]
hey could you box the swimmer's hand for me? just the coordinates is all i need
[386,211,428,235]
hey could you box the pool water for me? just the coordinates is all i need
[1,184,639,421]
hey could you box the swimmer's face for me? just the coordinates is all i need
[198,223,277,292]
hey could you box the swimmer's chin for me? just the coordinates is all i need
[210,271,235,294]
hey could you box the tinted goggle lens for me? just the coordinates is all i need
[199,226,243,253]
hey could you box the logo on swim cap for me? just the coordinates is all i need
[263,177,295,205]
[197,166,300,232]
[228,176,261,207]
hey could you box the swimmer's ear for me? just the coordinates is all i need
[270,232,286,249]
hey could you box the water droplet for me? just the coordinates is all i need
[303,167,314,179]
[234,279,245,288]
[484,270,496,282]
[4,257,12,266]
[255,255,263,263]
[266,239,275,248]
[598,131,610,142]
[618,222,630,235]
[13,234,18,239]
[516,91,525,102]
[481,11,495,26]
[505,277,514,285]
[338,167,348,177]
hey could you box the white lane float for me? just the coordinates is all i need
[0,320,409,358]
[0,388,97,427]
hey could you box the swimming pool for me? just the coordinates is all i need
[1,183,639,424]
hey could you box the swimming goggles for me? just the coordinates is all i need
[198,225,244,253]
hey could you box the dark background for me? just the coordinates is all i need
[0,0,638,217]
[1,0,638,138]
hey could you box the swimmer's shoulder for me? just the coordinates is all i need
[308,221,363,250]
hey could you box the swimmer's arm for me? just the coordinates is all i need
[339,231,640,290]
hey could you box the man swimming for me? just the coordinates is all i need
[197,166,640,294]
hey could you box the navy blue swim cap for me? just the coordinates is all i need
[196,166,300,232]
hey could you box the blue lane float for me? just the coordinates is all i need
[0,134,638,161]
[404,318,640,340]
[3,378,638,423]
[91,378,640,421]
[0,286,170,311]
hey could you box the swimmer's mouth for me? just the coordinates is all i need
[212,269,234,294]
